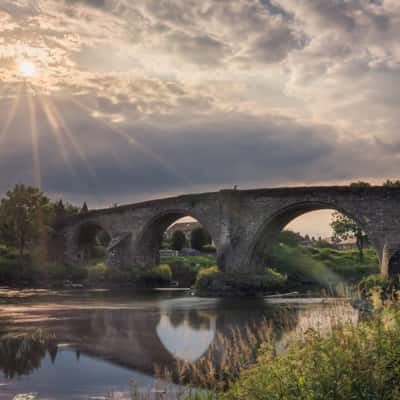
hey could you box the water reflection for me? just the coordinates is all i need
[0,331,56,379]
[0,290,359,399]
[157,311,217,361]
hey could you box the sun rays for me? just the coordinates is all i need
[0,84,22,146]
[0,78,188,197]
[70,97,191,187]
[27,93,41,189]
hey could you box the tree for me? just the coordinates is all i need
[350,181,371,187]
[190,227,211,251]
[171,230,186,251]
[330,212,367,262]
[383,179,400,187]
[0,184,53,258]
[277,230,302,247]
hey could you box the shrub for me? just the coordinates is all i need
[169,262,198,287]
[155,264,172,281]
[87,262,108,282]
[195,266,219,291]
[223,305,400,400]
[358,274,399,299]
[131,264,172,286]
[194,267,286,296]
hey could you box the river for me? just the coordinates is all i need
[0,289,358,400]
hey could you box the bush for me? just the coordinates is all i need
[87,262,108,282]
[223,304,400,400]
[358,274,399,299]
[194,267,286,296]
[155,264,172,281]
[129,264,172,286]
[169,262,198,287]
[195,266,220,291]
[202,244,217,253]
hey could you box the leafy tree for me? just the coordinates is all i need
[171,230,186,251]
[277,230,303,247]
[383,179,400,187]
[0,184,53,258]
[330,212,367,261]
[190,227,211,251]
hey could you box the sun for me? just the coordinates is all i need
[18,61,38,78]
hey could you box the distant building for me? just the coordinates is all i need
[323,237,358,250]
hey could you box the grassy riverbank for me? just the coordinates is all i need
[0,241,379,292]
[268,244,379,290]
[220,290,400,400]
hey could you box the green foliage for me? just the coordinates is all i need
[331,211,367,261]
[350,180,371,187]
[269,244,340,289]
[269,244,379,289]
[194,267,286,295]
[171,230,187,251]
[195,266,220,291]
[126,264,172,286]
[314,238,333,248]
[87,262,108,282]
[0,184,53,257]
[202,244,216,253]
[358,274,399,299]
[223,305,400,400]
[161,255,216,270]
[160,255,216,286]
[191,227,211,251]
[277,230,303,247]
[383,179,400,187]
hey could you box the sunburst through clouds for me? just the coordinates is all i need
[1,0,400,204]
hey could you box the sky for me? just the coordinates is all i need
[0,1,399,235]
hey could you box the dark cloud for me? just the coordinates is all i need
[0,93,397,206]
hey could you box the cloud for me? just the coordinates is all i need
[0,0,400,205]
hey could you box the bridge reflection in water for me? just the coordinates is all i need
[0,291,358,399]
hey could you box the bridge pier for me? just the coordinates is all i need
[381,243,400,277]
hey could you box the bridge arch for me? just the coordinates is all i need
[73,221,111,265]
[248,200,380,273]
[134,209,218,267]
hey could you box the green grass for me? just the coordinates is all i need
[161,255,216,271]
[268,244,379,290]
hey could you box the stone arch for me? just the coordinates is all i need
[73,220,111,264]
[135,209,218,267]
[389,250,400,275]
[248,200,380,273]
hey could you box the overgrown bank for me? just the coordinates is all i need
[219,290,400,400]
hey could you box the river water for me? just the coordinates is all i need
[0,289,358,400]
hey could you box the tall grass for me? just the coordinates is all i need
[223,297,400,400]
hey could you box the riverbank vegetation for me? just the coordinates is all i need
[221,299,400,400]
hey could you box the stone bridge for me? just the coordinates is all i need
[54,186,400,276]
